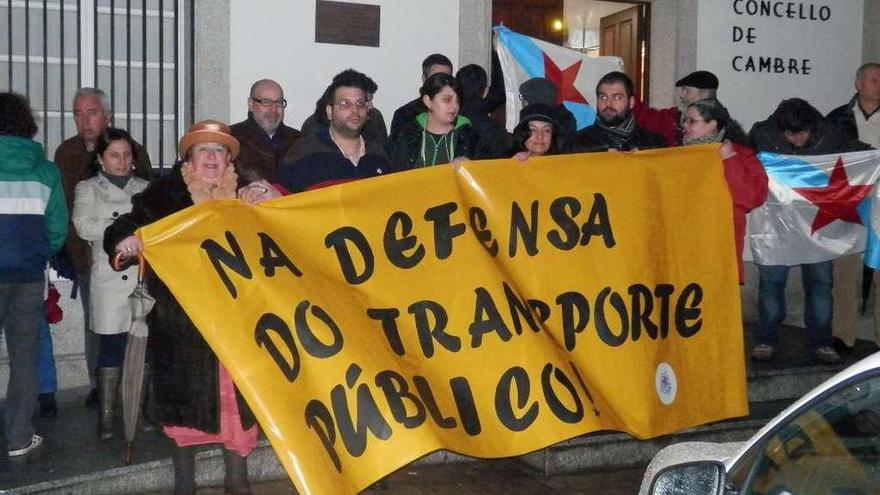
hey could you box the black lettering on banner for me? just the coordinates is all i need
[200,231,252,298]
[528,298,551,323]
[409,300,461,357]
[581,193,616,247]
[257,232,303,278]
[628,284,659,341]
[494,366,539,432]
[469,287,513,348]
[654,284,674,338]
[676,283,704,337]
[541,364,584,424]
[509,200,539,257]
[375,370,427,429]
[424,202,466,259]
[555,291,590,351]
[331,364,392,457]
[383,211,426,269]
[413,375,458,428]
[254,312,300,382]
[304,400,341,472]
[547,196,582,250]
[595,287,629,347]
[569,361,601,417]
[468,206,499,256]
[324,226,374,285]
[366,308,405,356]
[502,281,541,335]
[294,301,344,358]
[450,376,482,435]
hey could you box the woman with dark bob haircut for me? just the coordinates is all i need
[681,98,768,284]
[389,72,481,171]
[509,103,560,161]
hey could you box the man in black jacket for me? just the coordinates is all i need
[570,71,665,152]
[389,54,454,144]
[230,79,302,182]
[825,63,880,354]
[826,63,880,149]
[749,98,871,365]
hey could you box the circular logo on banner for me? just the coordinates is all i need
[655,362,677,406]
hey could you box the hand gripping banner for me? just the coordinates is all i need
[138,145,747,495]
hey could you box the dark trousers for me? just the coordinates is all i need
[0,281,43,449]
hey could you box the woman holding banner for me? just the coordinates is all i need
[105,120,279,495]
[389,72,482,170]
[682,98,769,284]
[509,103,561,161]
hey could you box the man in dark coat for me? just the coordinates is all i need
[279,70,390,193]
[571,71,666,152]
[748,97,871,365]
[825,63,880,354]
[456,63,510,158]
[634,70,719,146]
[53,87,152,406]
[388,53,453,144]
[826,63,880,149]
[230,79,302,182]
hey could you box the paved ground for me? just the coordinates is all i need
[145,462,645,495]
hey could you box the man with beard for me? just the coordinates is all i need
[570,71,665,152]
[230,79,302,182]
[278,70,390,193]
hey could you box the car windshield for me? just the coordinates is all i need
[727,372,880,494]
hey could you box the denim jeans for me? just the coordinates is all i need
[37,316,57,394]
[756,261,833,349]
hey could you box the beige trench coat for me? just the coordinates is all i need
[73,174,149,334]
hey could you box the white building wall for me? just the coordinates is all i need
[227,0,461,130]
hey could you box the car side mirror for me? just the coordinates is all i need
[650,460,726,495]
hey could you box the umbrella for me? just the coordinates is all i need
[112,252,155,465]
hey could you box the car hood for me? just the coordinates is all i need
[638,441,746,495]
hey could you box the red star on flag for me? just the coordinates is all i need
[793,157,873,234]
[542,52,588,106]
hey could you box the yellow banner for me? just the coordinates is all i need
[139,145,747,495]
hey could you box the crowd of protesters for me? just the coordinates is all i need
[2,51,880,494]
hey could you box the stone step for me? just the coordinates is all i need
[9,358,844,494]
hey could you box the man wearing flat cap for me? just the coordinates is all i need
[634,70,719,146]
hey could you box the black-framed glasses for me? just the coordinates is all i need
[333,99,371,111]
[250,97,288,108]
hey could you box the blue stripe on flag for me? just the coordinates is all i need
[865,196,880,269]
[563,101,596,129]
[757,152,829,188]
[495,26,545,78]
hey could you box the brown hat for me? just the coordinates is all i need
[178,120,240,160]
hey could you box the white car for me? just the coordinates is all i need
[640,351,880,495]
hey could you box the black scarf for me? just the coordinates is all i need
[594,113,636,150]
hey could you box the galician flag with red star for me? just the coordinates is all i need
[494,25,622,132]
[748,150,880,266]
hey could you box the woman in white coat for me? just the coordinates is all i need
[72,128,149,439]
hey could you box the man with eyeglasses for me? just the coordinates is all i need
[571,71,665,152]
[230,79,302,183]
[278,70,390,193]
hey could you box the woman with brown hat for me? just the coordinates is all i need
[104,120,279,495]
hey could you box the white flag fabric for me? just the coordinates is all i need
[748,150,880,266]
[493,26,622,132]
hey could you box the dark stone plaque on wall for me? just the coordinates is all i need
[315,1,380,47]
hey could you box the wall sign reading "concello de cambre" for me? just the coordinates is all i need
[696,0,863,128]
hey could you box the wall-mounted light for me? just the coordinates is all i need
[552,19,563,31]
